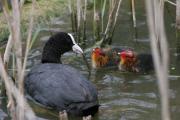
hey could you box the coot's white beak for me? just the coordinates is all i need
[72,44,83,54]
[68,33,83,54]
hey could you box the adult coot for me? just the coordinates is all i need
[25,32,99,116]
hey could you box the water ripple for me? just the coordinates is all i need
[105,98,157,109]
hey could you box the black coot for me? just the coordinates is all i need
[25,32,99,116]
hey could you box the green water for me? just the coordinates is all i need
[1,0,180,120]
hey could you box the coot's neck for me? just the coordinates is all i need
[41,41,67,64]
[41,49,62,64]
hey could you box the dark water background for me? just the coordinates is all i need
[1,0,180,120]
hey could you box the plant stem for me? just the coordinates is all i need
[82,0,87,44]
[19,0,35,95]
[11,0,23,82]
[93,0,96,40]
[146,0,170,120]
[101,0,107,32]
[176,0,180,57]
[130,0,138,40]
[77,0,81,43]
[108,0,123,45]
[68,0,75,33]
[101,0,117,46]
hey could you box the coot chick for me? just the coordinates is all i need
[91,47,122,69]
[25,32,99,116]
[118,50,154,73]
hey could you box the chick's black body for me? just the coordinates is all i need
[136,53,154,73]
[25,32,99,116]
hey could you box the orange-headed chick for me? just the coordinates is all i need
[118,50,154,73]
[91,48,109,69]
[118,50,138,72]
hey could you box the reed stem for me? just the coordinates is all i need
[176,0,180,29]
[82,0,87,44]
[101,0,107,32]
[19,0,35,95]
[131,0,136,28]
[146,0,170,120]
[101,0,117,46]
[68,0,75,33]
[77,0,82,43]
[176,0,180,56]
[0,0,36,119]
[93,0,96,41]
[3,35,12,65]
[130,0,138,40]
[108,0,123,44]
[165,0,176,6]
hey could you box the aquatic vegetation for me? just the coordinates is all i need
[0,0,67,41]
[68,0,123,47]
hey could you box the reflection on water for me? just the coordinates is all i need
[1,0,180,120]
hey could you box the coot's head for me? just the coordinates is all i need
[42,32,83,63]
[118,50,138,72]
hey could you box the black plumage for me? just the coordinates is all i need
[136,53,154,73]
[25,32,99,116]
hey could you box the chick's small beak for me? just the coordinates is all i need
[120,58,125,65]
[72,44,83,54]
